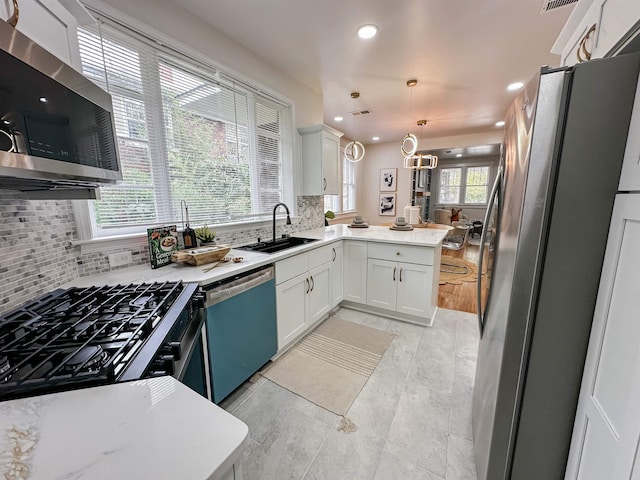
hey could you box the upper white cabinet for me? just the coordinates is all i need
[299,124,343,195]
[620,73,640,191]
[0,0,92,70]
[552,0,640,66]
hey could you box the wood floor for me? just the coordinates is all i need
[438,244,486,315]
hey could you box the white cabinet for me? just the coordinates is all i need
[276,273,308,350]
[0,0,91,70]
[299,124,343,195]
[343,240,367,304]
[620,73,640,191]
[274,243,336,352]
[308,263,331,326]
[366,259,433,317]
[330,242,343,307]
[565,194,640,479]
[552,0,640,67]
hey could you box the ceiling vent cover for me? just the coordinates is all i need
[350,109,372,115]
[540,0,578,13]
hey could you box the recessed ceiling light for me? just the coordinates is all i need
[456,153,462,158]
[357,24,378,39]
[39,97,47,103]
[334,116,344,122]
[495,120,505,127]
[507,82,524,91]
[372,136,380,141]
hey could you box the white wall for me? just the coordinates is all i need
[360,131,503,225]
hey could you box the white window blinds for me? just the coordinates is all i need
[77,20,291,234]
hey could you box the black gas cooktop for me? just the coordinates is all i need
[0,281,203,401]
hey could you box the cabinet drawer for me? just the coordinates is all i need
[308,243,336,269]
[275,253,309,284]
[367,242,434,265]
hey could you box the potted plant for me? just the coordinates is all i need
[195,225,216,245]
[324,210,335,226]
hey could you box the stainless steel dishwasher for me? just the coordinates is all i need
[201,265,277,403]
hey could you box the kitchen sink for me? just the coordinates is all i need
[236,237,318,254]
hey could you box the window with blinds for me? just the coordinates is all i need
[77,20,291,235]
[323,151,357,214]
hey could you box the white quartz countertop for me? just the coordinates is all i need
[0,377,249,480]
[69,224,447,288]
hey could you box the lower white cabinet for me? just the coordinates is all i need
[343,241,367,303]
[275,273,308,350]
[275,243,336,352]
[366,259,433,317]
[330,242,343,307]
[565,194,640,479]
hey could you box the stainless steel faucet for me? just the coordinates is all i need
[273,203,292,243]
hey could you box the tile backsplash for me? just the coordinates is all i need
[1,194,324,313]
[0,193,79,313]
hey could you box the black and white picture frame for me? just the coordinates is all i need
[379,168,397,192]
[379,193,396,216]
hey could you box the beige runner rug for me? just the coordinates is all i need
[262,316,395,415]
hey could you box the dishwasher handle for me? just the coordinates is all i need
[205,267,274,307]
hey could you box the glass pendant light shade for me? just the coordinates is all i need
[344,140,365,163]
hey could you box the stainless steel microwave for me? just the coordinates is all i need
[0,20,121,199]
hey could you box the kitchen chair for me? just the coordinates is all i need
[442,220,470,250]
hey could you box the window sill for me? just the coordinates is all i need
[73,216,301,254]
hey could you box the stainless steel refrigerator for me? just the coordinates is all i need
[472,53,640,480]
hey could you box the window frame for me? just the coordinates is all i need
[436,162,494,206]
[73,14,296,242]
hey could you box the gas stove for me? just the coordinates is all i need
[0,282,205,401]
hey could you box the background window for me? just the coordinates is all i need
[439,168,462,204]
[438,165,492,205]
[464,166,490,203]
[78,21,292,236]
[324,151,357,214]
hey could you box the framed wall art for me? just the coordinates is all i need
[379,193,396,216]
[379,168,397,192]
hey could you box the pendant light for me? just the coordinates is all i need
[401,79,418,158]
[344,91,366,163]
[403,120,439,169]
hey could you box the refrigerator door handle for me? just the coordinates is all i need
[476,166,502,338]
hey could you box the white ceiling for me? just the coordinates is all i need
[171,0,574,145]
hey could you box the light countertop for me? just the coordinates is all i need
[0,377,249,480]
[69,224,448,288]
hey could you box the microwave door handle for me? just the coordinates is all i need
[477,166,502,338]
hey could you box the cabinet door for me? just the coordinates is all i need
[275,273,308,351]
[308,263,331,327]
[595,0,640,58]
[395,262,433,317]
[322,129,340,195]
[566,194,640,479]
[619,74,640,192]
[0,0,84,69]
[366,259,397,311]
[330,242,343,307]
[343,240,367,303]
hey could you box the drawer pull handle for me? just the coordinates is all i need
[393,266,397,281]
[305,278,310,294]
[310,275,315,291]
[399,267,403,282]
[323,178,327,191]
[396,252,400,256]
[332,248,336,261]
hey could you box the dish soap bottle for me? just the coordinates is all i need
[181,200,197,249]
